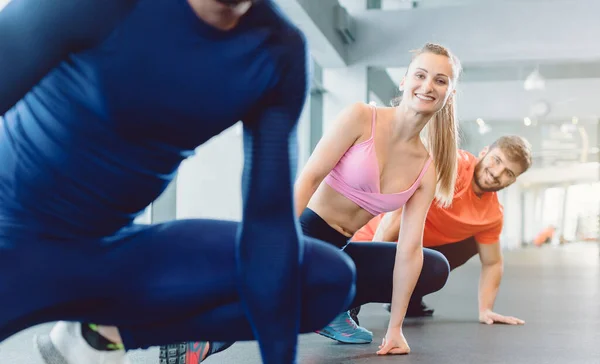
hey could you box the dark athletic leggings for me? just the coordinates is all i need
[299,208,450,308]
[430,237,479,271]
[0,219,355,349]
[413,237,479,302]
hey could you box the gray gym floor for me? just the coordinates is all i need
[1,242,599,363]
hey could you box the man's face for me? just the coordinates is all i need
[473,147,525,193]
[215,0,259,5]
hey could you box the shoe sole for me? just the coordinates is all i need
[315,330,372,344]
[159,342,234,363]
[159,343,188,364]
[34,334,69,364]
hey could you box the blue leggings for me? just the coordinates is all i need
[299,208,450,308]
[0,219,355,348]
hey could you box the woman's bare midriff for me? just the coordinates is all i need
[307,182,376,238]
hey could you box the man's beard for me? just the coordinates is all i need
[473,161,503,193]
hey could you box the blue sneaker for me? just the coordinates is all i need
[316,311,373,344]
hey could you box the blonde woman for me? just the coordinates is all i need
[295,43,461,355]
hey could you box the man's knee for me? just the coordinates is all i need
[423,249,450,293]
[300,239,356,331]
[312,240,356,308]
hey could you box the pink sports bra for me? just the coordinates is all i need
[323,105,432,215]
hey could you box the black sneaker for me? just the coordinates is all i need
[383,300,435,317]
[407,300,434,317]
[349,306,361,326]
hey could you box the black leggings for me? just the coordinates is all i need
[430,237,479,271]
[299,208,450,307]
[409,237,479,301]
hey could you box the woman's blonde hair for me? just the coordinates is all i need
[393,43,462,207]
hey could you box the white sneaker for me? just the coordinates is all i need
[34,321,130,364]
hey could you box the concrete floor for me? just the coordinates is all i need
[1,242,599,363]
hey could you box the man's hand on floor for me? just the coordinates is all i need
[479,310,525,325]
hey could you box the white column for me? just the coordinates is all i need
[338,0,367,12]
[500,183,523,250]
[296,101,312,175]
[533,188,546,241]
[323,66,368,132]
[176,125,243,221]
[522,188,538,244]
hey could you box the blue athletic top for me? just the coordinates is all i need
[0,0,307,237]
[0,0,308,361]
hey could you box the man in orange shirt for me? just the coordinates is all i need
[353,135,532,325]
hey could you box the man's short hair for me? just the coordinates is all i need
[489,135,532,173]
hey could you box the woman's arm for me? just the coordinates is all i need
[378,163,436,355]
[294,102,369,216]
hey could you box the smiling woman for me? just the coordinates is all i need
[292,42,462,354]
[391,43,463,206]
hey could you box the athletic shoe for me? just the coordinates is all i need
[315,311,372,344]
[34,321,130,364]
[384,300,435,317]
[159,341,234,363]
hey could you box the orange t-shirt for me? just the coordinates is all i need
[352,150,503,247]
[352,214,383,242]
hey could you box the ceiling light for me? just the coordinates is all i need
[524,68,545,91]
[478,124,491,135]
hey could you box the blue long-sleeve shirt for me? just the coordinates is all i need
[0,0,308,362]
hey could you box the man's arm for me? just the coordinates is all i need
[372,209,403,242]
[0,0,137,115]
[236,31,310,364]
[477,242,524,325]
